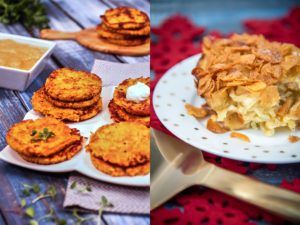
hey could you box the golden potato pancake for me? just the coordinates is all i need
[101,23,150,36]
[113,77,150,116]
[96,24,141,40]
[111,99,150,127]
[103,36,149,46]
[90,155,149,177]
[19,137,83,165]
[31,88,102,122]
[45,68,102,102]
[86,122,150,167]
[108,99,124,123]
[101,7,150,30]
[44,90,101,109]
[6,117,81,157]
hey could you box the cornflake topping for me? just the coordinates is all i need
[192,33,300,98]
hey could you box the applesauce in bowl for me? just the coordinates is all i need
[0,33,55,91]
[0,39,48,71]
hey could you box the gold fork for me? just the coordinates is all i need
[150,128,300,223]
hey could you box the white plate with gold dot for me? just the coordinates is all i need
[153,54,300,164]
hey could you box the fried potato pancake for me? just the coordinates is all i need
[113,77,150,116]
[101,23,150,36]
[101,7,150,30]
[96,24,141,40]
[108,99,124,123]
[103,36,149,46]
[45,68,102,102]
[86,122,150,167]
[31,88,102,122]
[110,99,150,127]
[44,90,101,109]
[90,155,149,177]
[19,136,83,165]
[6,117,81,157]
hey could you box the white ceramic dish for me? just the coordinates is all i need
[153,54,300,164]
[0,33,56,91]
[0,86,150,187]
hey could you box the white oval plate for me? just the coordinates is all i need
[153,54,300,164]
[0,86,149,187]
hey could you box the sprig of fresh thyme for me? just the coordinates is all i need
[30,128,55,142]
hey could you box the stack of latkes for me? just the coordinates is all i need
[6,117,84,165]
[31,68,103,122]
[96,7,150,46]
[86,122,150,177]
[108,77,150,127]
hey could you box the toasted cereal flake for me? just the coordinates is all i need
[288,136,300,143]
[277,99,292,117]
[206,118,229,133]
[260,86,279,107]
[240,54,256,64]
[230,132,250,142]
[224,112,245,130]
[246,81,266,92]
[295,106,300,118]
[185,104,208,118]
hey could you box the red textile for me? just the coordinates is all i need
[151,179,300,225]
[150,7,300,225]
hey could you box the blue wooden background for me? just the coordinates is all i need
[0,0,149,225]
[150,0,300,224]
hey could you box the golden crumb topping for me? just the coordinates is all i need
[192,33,300,97]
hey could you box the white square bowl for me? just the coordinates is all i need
[0,33,56,91]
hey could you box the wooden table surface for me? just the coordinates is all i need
[0,0,149,224]
[151,1,300,224]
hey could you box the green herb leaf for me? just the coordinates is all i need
[0,0,50,30]
[45,206,54,218]
[56,218,67,225]
[98,196,113,225]
[107,202,114,207]
[30,130,37,136]
[32,184,40,193]
[23,189,31,197]
[101,196,107,205]
[78,183,92,193]
[25,207,35,218]
[29,220,39,225]
[70,181,77,189]
[22,183,31,189]
[47,185,57,200]
[31,128,55,142]
[20,199,26,208]
[86,186,92,192]
[72,209,93,225]
[32,185,57,203]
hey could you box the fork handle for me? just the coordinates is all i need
[202,164,300,223]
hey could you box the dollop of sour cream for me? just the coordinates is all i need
[126,82,150,102]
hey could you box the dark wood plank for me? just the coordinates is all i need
[0,212,7,225]
[51,0,150,63]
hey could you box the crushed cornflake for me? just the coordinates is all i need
[206,117,229,133]
[185,104,208,118]
[288,136,300,143]
[230,132,250,142]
